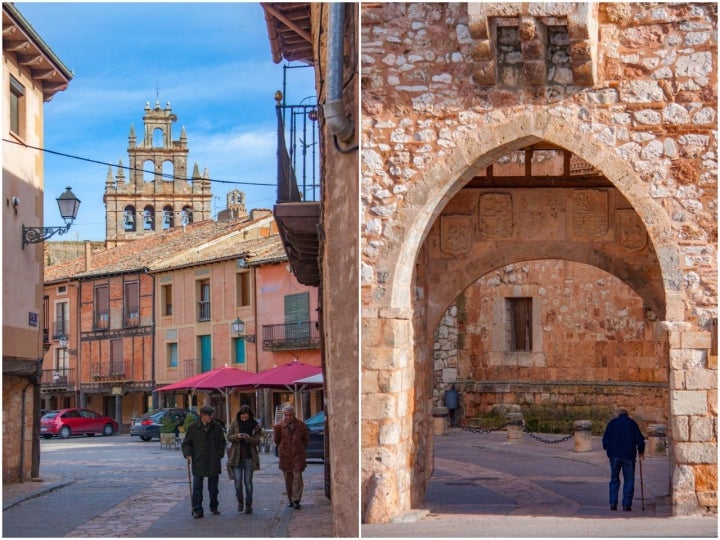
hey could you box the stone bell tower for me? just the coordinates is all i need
[103,101,212,246]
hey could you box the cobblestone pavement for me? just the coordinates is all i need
[362,428,718,538]
[2,435,333,538]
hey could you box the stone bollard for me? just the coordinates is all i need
[432,407,449,435]
[505,412,524,442]
[646,424,667,457]
[573,420,593,452]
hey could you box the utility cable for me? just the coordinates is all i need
[2,137,275,186]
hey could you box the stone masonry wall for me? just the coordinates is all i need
[433,260,669,430]
[361,2,716,522]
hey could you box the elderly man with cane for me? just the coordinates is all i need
[602,408,645,512]
[182,405,227,518]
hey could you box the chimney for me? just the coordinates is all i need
[85,241,92,271]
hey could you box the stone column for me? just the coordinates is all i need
[573,420,593,452]
[432,407,448,435]
[505,412,524,442]
[646,424,667,457]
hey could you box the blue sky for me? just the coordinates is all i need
[14,1,316,241]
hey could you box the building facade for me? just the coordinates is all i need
[44,212,321,430]
[2,3,73,483]
[263,3,360,535]
[361,2,716,522]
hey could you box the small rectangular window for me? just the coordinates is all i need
[167,342,178,368]
[236,272,251,307]
[162,284,173,316]
[506,297,532,352]
[9,75,25,137]
[110,339,124,375]
[95,285,109,329]
[124,281,139,326]
[197,279,210,321]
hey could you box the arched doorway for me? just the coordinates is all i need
[361,114,709,522]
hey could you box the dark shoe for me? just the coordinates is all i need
[610,504,617,510]
[623,506,632,511]
[237,498,244,512]
[210,508,220,515]
[193,511,204,519]
[288,502,295,507]
[293,501,301,509]
[244,504,252,514]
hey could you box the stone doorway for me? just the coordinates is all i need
[362,121,713,522]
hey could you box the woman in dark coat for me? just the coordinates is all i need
[273,404,309,509]
[227,404,262,513]
[182,405,227,518]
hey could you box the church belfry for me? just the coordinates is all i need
[103,101,212,246]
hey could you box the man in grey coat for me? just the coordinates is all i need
[182,405,226,518]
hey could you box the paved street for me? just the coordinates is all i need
[362,428,718,538]
[2,434,331,538]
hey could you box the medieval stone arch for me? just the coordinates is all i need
[362,108,711,523]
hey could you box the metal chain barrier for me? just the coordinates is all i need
[462,423,507,434]
[460,423,575,444]
[522,425,574,444]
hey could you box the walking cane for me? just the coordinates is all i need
[638,455,645,511]
[186,459,193,515]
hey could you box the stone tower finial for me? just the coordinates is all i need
[106,166,114,186]
[192,163,201,179]
[105,102,211,245]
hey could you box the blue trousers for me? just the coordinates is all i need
[192,474,219,513]
[608,457,635,508]
[233,459,254,504]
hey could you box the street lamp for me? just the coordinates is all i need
[231,318,256,342]
[58,335,68,347]
[22,187,81,248]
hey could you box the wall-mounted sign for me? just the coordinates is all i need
[29,312,38,327]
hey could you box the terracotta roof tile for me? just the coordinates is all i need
[44,217,288,283]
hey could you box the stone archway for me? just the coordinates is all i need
[362,109,713,523]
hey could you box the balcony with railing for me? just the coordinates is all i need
[41,367,76,389]
[261,321,320,351]
[52,320,69,340]
[179,358,216,379]
[94,311,109,331]
[90,361,131,382]
[124,307,140,328]
[198,301,211,322]
[273,84,321,287]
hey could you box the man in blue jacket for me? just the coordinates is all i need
[602,408,645,511]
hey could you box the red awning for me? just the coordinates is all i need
[156,366,256,392]
[247,360,322,389]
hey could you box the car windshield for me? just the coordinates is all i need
[41,412,58,420]
[306,412,325,429]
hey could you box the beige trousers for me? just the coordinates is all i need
[283,470,304,503]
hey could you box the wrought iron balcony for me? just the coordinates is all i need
[90,362,130,382]
[52,320,69,339]
[41,367,75,389]
[94,311,109,331]
[276,103,319,203]
[123,308,140,328]
[273,99,321,287]
[198,301,211,322]
[261,321,320,351]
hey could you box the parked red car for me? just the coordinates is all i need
[40,408,119,439]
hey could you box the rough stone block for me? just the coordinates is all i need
[671,391,708,416]
[674,442,718,464]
